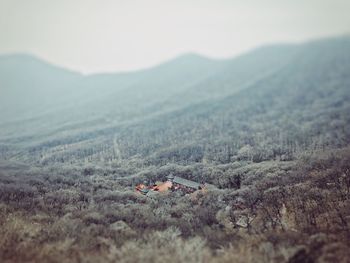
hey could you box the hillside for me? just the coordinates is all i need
[0,35,350,263]
[1,36,349,166]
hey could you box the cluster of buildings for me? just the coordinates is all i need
[135,174,214,196]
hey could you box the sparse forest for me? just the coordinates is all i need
[1,148,350,262]
[1,36,350,262]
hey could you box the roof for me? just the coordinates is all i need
[153,181,172,192]
[140,188,149,194]
[173,176,201,189]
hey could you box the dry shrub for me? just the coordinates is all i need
[112,227,211,263]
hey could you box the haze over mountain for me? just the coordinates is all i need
[1,35,350,263]
[0,35,349,166]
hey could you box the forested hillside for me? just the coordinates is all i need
[0,35,350,263]
[1,36,349,166]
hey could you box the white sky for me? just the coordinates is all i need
[0,0,349,73]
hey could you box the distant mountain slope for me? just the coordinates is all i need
[115,36,350,164]
[0,45,298,139]
[0,35,349,165]
[0,54,83,119]
[0,53,222,138]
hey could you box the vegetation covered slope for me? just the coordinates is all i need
[1,36,349,166]
[0,35,350,263]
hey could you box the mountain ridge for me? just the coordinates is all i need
[0,35,350,165]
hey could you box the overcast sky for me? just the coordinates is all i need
[0,0,349,73]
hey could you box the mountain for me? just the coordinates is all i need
[0,36,350,165]
[1,36,350,263]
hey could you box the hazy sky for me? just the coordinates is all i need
[0,0,349,73]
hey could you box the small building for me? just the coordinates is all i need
[171,176,202,192]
